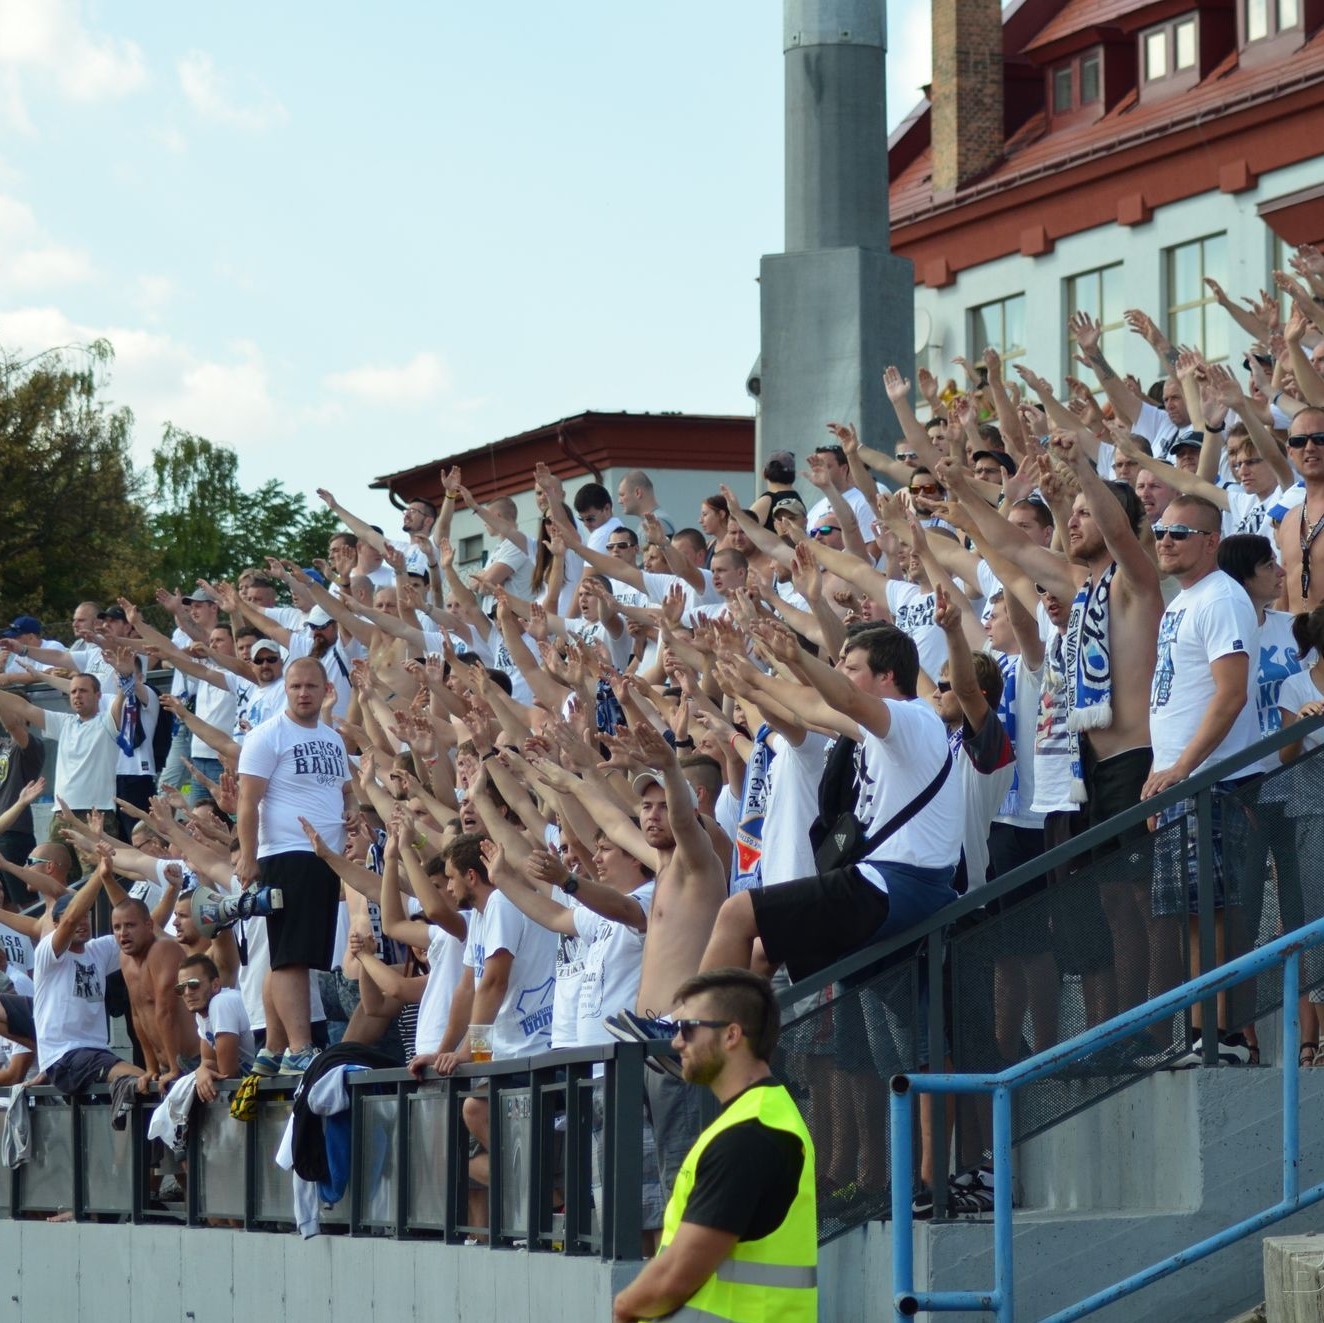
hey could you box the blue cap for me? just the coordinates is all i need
[2,615,41,638]
[302,567,327,587]
[52,890,75,921]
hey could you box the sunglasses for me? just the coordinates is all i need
[935,681,952,694]
[1288,432,1324,450]
[909,484,942,497]
[606,542,636,551]
[897,451,918,462]
[671,1018,731,1042]
[810,526,842,538]
[1152,524,1215,542]
[175,978,205,995]
[24,856,48,867]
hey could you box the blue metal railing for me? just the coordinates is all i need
[889,915,1324,1321]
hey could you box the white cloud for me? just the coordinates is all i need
[325,352,452,406]
[0,307,279,459]
[177,51,286,133]
[0,192,94,290]
[0,0,145,125]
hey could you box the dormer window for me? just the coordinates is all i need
[1246,0,1301,42]
[1140,15,1200,95]
[1049,49,1102,118]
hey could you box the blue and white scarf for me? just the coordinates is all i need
[994,650,1021,818]
[114,672,144,757]
[1064,563,1117,802]
[731,725,774,894]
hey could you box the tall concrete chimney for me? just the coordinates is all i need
[757,0,913,469]
[930,0,1004,194]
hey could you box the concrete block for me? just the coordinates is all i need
[24,1223,81,1323]
[371,1238,420,1320]
[231,1227,286,1321]
[179,1227,238,1323]
[1265,1233,1324,1322]
[284,1233,334,1320]
[128,1223,182,1323]
[326,1234,375,1323]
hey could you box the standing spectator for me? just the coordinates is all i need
[617,469,676,537]
[1146,494,1262,1064]
[747,450,803,531]
[0,709,44,889]
[1279,406,1324,612]
[237,657,352,1076]
[572,482,626,553]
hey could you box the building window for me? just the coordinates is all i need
[1141,14,1199,83]
[1066,264,1126,390]
[971,295,1027,365]
[458,534,486,569]
[1247,0,1301,42]
[1050,48,1103,116]
[1166,234,1228,362]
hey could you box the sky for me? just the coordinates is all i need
[0,0,934,527]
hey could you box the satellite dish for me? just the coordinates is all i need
[914,307,933,355]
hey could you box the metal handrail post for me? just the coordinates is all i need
[889,1075,915,1321]
[1195,789,1219,1065]
[925,929,948,1217]
[1283,952,1301,1203]
[991,1086,1013,1323]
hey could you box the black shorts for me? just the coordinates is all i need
[261,850,341,972]
[0,993,34,1044]
[750,866,890,984]
[46,1046,124,1095]
[1081,742,1152,856]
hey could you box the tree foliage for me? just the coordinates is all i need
[148,424,341,591]
[0,342,156,634]
[0,341,342,637]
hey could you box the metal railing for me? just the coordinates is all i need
[777,712,1324,1234]
[888,914,1324,1321]
[0,1041,659,1260]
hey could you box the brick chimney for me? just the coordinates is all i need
[930,0,1004,194]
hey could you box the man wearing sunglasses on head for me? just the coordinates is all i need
[613,968,815,1323]
[177,952,254,1101]
[1278,408,1324,612]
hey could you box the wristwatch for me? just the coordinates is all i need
[562,874,581,896]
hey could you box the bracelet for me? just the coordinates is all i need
[674,737,695,749]
[1206,422,1224,433]
[562,874,580,896]
[729,732,741,749]
[442,492,455,503]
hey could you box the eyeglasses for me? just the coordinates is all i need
[1034,583,1050,596]
[810,526,841,538]
[175,978,204,995]
[935,681,952,694]
[671,1018,731,1042]
[1288,432,1324,450]
[909,484,942,497]
[1152,524,1215,542]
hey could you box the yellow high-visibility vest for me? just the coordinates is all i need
[658,1081,817,1322]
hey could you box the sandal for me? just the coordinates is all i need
[1301,1042,1319,1068]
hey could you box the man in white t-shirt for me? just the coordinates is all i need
[33,856,147,1095]
[1146,494,1262,1063]
[430,832,557,1228]
[0,669,130,823]
[699,623,961,983]
[178,952,255,1099]
[237,657,352,1077]
[573,482,626,553]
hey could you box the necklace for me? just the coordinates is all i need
[1300,501,1324,602]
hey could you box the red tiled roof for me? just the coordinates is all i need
[890,29,1324,225]
[1025,0,1167,52]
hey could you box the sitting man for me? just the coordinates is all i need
[178,953,255,1101]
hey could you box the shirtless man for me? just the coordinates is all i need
[1278,406,1324,612]
[940,437,1166,1017]
[111,897,199,1085]
[545,719,726,1202]
[171,887,241,989]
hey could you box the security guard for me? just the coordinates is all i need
[613,968,817,1322]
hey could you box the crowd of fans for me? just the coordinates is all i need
[2,252,1324,1228]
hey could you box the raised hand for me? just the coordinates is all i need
[933,582,960,634]
[826,422,860,455]
[884,365,912,403]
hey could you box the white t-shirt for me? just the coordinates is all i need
[0,929,34,979]
[101,686,159,779]
[550,888,586,1051]
[993,651,1045,829]
[463,892,557,1060]
[856,700,964,880]
[230,673,285,738]
[387,537,433,579]
[237,712,349,858]
[0,967,34,1070]
[1150,570,1261,776]
[587,517,626,554]
[33,932,120,1068]
[43,707,121,810]
[572,881,652,1046]
[414,914,470,1057]
[489,538,535,604]
[1277,669,1324,752]
[807,487,877,539]
[1250,609,1308,775]
[1225,486,1282,547]
[192,678,237,761]
[885,582,947,684]
[196,987,256,1068]
[760,732,830,887]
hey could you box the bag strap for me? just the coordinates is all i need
[854,747,954,861]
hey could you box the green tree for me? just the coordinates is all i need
[148,425,341,590]
[0,342,158,635]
